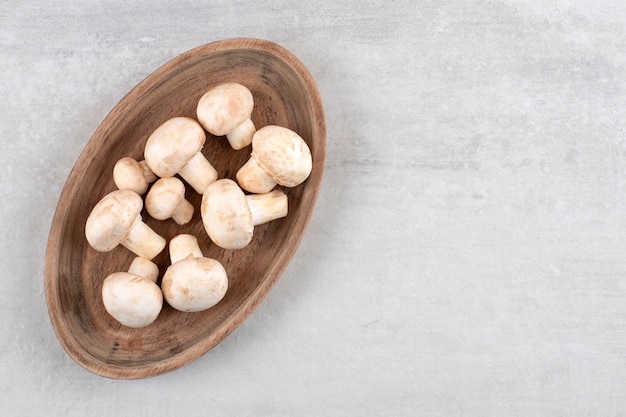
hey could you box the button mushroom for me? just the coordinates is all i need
[201,178,288,250]
[196,83,256,150]
[112,157,157,195]
[161,234,228,313]
[102,256,163,328]
[85,189,166,260]
[145,177,194,225]
[144,117,218,194]
[236,125,312,193]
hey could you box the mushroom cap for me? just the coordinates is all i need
[196,83,254,136]
[161,257,228,312]
[85,189,144,252]
[144,117,206,177]
[102,272,163,328]
[201,179,253,250]
[113,157,149,195]
[145,177,185,220]
[251,125,312,187]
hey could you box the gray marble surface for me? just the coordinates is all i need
[3,1,626,415]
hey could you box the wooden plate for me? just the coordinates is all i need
[44,38,326,379]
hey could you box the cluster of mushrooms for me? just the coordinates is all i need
[84,83,312,328]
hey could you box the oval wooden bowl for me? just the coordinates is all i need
[44,38,326,379]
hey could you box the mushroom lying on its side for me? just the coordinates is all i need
[196,83,256,150]
[144,117,218,194]
[236,125,312,193]
[145,177,194,225]
[113,157,157,195]
[102,257,163,328]
[161,234,228,313]
[201,178,288,250]
[85,189,166,260]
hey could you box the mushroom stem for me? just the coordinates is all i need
[246,190,288,226]
[236,156,277,194]
[128,257,159,283]
[226,118,256,150]
[171,199,194,226]
[169,234,204,264]
[122,216,167,260]
[139,160,157,183]
[178,152,218,194]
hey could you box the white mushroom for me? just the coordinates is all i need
[161,234,228,312]
[102,257,163,328]
[144,117,218,194]
[112,157,157,195]
[236,125,312,193]
[85,189,166,260]
[201,178,288,250]
[196,83,256,150]
[145,177,194,225]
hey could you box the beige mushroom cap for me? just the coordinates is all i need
[161,257,228,313]
[252,125,312,187]
[102,271,163,328]
[201,179,253,250]
[144,117,206,177]
[85,189,144,252]
[196,83,254,136]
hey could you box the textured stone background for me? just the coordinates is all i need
[2,1,626,415]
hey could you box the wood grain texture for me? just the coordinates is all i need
[43,38,326,379]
